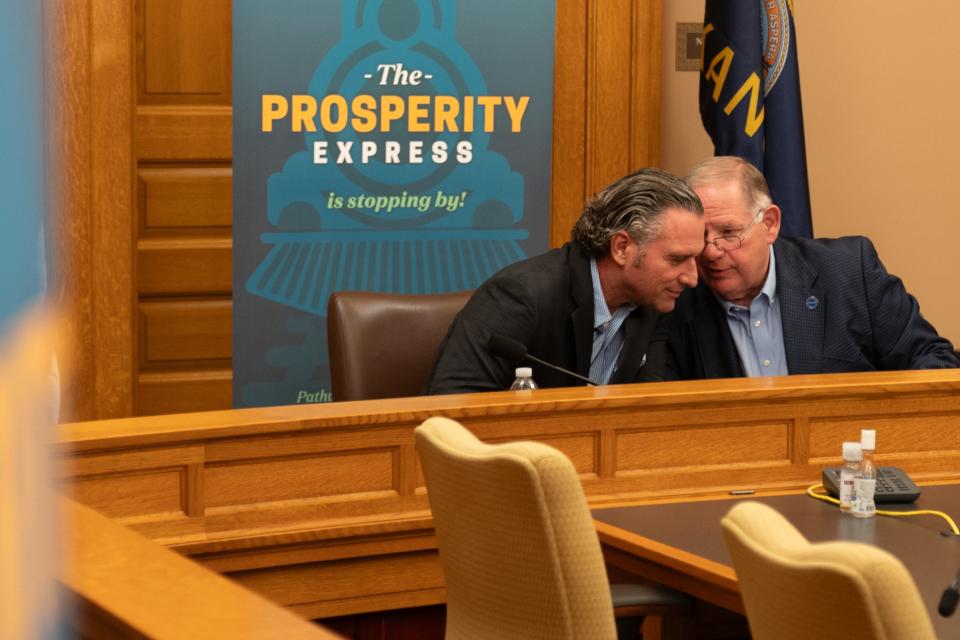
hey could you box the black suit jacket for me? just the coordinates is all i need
[425,242,670,394]
[667,236,959,379]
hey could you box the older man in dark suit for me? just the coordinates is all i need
[668,156,959,379]
[425,168,705,394]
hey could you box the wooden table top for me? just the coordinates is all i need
[594,484,960,638]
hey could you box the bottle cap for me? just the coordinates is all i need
[842,441,862,462]
[515,367,533,378]
[861,429,876,450]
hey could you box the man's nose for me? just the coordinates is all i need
[700,240,724,261]
[679,259,698,288]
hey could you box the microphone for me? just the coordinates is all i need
[939,570,960,617]
[488,335,600,386]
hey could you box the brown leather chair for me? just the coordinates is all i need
[327,290,472,401]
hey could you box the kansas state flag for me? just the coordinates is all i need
[700,0,812,238]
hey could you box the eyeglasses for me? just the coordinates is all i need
[704,208,765,253]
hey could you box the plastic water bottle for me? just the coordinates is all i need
[853,429,877,519]
[509,367,538,390]
[859,429,876,485]
[839,441,862,511]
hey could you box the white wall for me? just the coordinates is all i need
[659,0,713,177]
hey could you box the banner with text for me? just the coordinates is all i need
[233,0,555,407]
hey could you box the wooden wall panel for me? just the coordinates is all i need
[136,107,232,160]
[586,0,635,192]
[136,367,231,415]
[205,449,397,508]
[550,0,588,247]
[139,167,232,229]
[587,0,663,207]
[204,427,413,463]
[67,444,205,477]
[487,433,599,476]
[808,412,960,463]
[631,0,662,168]
[616,422,791,471]
[140,299,232,363]
[138,237,232,295]
[71,469,185,518]
[550,0,662,246]
[131,0,234,417]
[536,434,599,475]
[64,442,205,519]
[140,0,231,102]
[422,432,599,483]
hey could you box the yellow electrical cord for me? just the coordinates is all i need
[806,484,960,535]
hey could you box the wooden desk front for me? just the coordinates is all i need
[63,497,340,639]
[594,485,960,638]
[59,370,960,618]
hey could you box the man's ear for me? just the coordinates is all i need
[761,204,782,243]
[608,230,632,266]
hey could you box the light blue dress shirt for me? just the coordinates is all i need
[716,247,789,377]
[589,258,637,384]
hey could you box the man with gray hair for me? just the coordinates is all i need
[426,167,704,394]
[668,156,958,380]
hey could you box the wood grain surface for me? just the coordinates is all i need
[60,369,960,617]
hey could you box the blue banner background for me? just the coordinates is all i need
[233,0,555,407]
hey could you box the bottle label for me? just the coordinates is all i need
[839,469,856,507]
[852,477,876,516]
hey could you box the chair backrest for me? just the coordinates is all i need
[326,290,471,401]
[415,417,616,640]
[721,501,936,640]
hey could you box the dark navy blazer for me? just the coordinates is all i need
[667,236,959,379]
[426,242,669,394]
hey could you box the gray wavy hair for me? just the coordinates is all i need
[571,167,703,256]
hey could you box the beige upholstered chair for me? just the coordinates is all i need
[326,290,471,401]
[721,501,936,640]
[415,416,689,640]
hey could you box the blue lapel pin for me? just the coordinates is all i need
[805,295,819,310]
